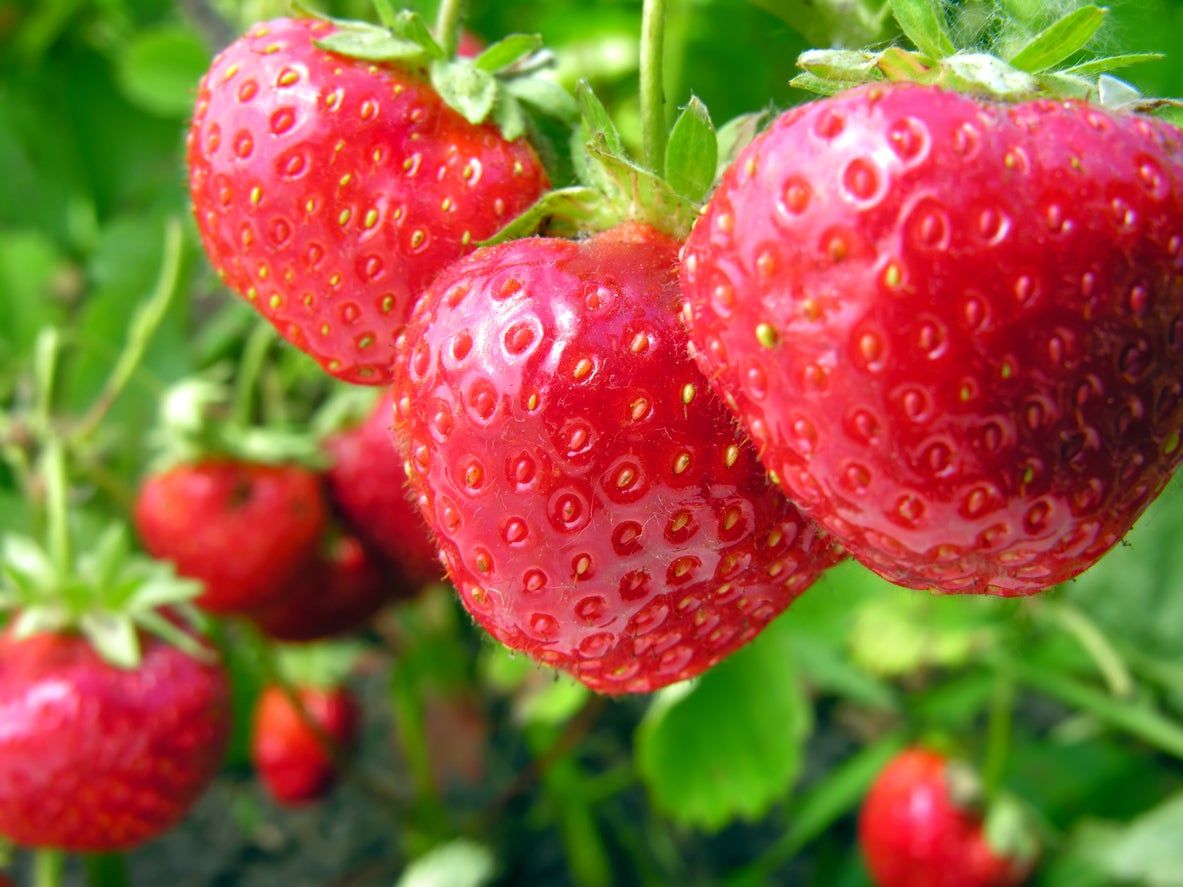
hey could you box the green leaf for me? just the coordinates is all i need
[504,77,579,122]
[479,187,608,245]
[392,10,445,60]
[490,91,529,142]
[515,675,590,726]
[576,80,624,156]
[636,615,811,830]
[80,612,140,669]
[789,72,851,96]
[586,141,698,237]
[1098,73,1142,108]
[1061,52,1164,77]
[430,60,498,125]
[474,34,543,72]
[796,48,882,83]
[397,840,495,887]
[115,25,211,117]
[1008,5,1107,73]
[1097,793,1183,885]
[315,26,426,63]
[664,96,717,204]
[889,0,956,60]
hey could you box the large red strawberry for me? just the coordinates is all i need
[392,223,842,694]
[251,684,358,806]
[187,16,548,384]
[325,392,442,588]
[681,82,1183,594]
[0,630,231,851]
[135,459,327,613]
[250,534,392,642]
[859,748,1034,887]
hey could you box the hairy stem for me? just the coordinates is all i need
[33,849,64,887]
[640,0,668,175]
[434,0,466,57]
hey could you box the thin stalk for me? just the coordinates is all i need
[231,322,274,427]
[43,440,71,578]
[75,218,184,441]
[434,0,465,57]
[1040,601,1134,698]
[982,660,1014,799]
[639,0,668,175]
[33,849,64,887]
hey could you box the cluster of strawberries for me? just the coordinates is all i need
[188,14,1183,700]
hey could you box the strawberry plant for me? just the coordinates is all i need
[3,0,1183,885]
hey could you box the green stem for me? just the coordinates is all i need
[639,0,668,175]
[982,661,1014,799]
[74,218,184,441]
[434,0,465,57]
[43,439,71,578]
[231,323,274,427]
[1011,660,1183,760]
[33,849,64,887]
[390,664,449,845]
[1040,601,1134,698]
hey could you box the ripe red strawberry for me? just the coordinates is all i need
[859,748,1033,887]
[326,392,442,587]
[392,223,842,694]
[135,459,327,614]
[681,83,1183,594]
[250,534,392,642]
[0,630,230,851]
[187,17,548,384]
[251,684,358,806]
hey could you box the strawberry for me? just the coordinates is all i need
[392,223,842,694]
[681,82,1183,594]
[859,748,1033,887]
[325,392,442,588]
[251,684,358,806]
[250,534,392,642]
[187,16,548,384]
[134,459,327,614]
[0,629,230,851]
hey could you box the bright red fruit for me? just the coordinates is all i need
[681,83,1183,594]
[135,459,327,613]
[0,631,230,851]
[859,748,1031,887]
[251,685,358,806]
[326,392,442,587]
[392,223,842,694]
[250,534,392,641]
[187,17,548,384]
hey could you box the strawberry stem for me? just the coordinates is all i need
[433,0,465,58]
[42,440,71,580]
[982,660,1014,800]
[73,218,184,442]
[232,323,275,427]
[640,0,668,175]
[32,850,64,887]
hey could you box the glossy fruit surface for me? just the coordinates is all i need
[252,685,358,806]
[393,223,842,693]
[859,748,1031,887]
[326,392,442,587]
[187,17,548,384]
[681,83,1183,593]
[0,631,231,851]
[135,459,327,613]
[250,534,392,641]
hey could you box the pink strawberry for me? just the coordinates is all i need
[681,83,1183,594]
[325,392,442,588]
[0,629,230,851]
[187,17,548,384]
[392,223,842,694]
[134,459,327,614]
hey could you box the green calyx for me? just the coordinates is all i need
[795,1,1167,109]
[149,374,326,473]
[0,527,210,669]
[482,84,766,244]
[293,2,576,142]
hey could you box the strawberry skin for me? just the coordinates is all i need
[135,459,327,613]
[681,83,1183,594]
[859,748,1031,887]
[250,534,392,642]
[0,631,230,851]
[325,392,442,588]
[187,17,548,384]
[392,224,842,694]
[252,685,358,806]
